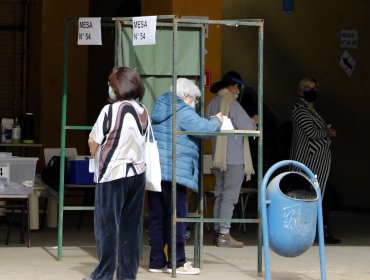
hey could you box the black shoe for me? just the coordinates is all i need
[324,234,341,244]
[324,226,341,244]
[213,232,219,245]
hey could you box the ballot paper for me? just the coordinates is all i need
[221,116,234,131]
[89,158,95,173]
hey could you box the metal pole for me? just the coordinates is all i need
[257,20,264,276]
[171,17,178,278]
[194,23,206,269]
[57,19,70,260]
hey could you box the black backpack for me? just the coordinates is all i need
[41,156,67,191]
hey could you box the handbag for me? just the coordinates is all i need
[144,114,162,192]
[41,155,67,191]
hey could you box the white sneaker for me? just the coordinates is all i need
[166,262,200,275]
[148,267,166,273]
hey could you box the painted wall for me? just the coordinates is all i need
[28,0,90,166]
[222,0,370,209]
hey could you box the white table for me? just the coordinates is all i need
[0,181,33,247]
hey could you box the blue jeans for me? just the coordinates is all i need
[90,173,145,280]
[148,181,187,269]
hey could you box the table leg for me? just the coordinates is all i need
[46,197,58,228]
[20,203,25,243]
[28,191,39,230]
[26,198,31,247]
[5,208,15,245]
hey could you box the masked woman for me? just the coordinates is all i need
[86,67,148,280]
[148,78,223,275]
[206,71,258,248]
[290,77,340,244]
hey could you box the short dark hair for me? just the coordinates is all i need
[108,67,145,102]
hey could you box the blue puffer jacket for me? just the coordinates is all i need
[151,92,221,192]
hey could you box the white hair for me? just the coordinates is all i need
[171,78,201,99]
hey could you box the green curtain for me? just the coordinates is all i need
[119,25,201,113]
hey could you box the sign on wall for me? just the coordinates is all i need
[204,69,211,88]
[132,16,157,46]
[282,0,294,13]
[340,30,358,49]
[339,50,356,77]
[77,18,102,45]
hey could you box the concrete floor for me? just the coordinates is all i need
[0,210,370,280]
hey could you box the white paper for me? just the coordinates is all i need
[221,116,234,131]
[78,17,102,45]
[89,158,95,173]
[133,16,157,46]
[22,180,34,188]
[0,165,9,181]
[340,30,358,49]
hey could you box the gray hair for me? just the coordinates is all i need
[171,78,201,99]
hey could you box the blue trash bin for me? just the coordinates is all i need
[266,171,318,257]
[261,160,326,280]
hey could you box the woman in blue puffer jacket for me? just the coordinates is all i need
[148,78,223,275]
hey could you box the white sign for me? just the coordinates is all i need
[132,16,157,46]
[340,30,358,49]
[0,165,9,180]
[339,50,356,77]
[78,17,102,45]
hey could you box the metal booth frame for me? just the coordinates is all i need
[59,15,264,278]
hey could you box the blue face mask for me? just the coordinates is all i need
[108,86,116,100]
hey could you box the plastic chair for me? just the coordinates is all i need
[44,148,77,164]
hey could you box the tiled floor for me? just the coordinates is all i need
[0,210,369,279]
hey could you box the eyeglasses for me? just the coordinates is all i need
[184,94,199,105]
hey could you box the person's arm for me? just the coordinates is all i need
[229,101,257,130]
[179,107,222,138]
[88,137,99,157]
[294,108,328,140]
[88,104,110,156]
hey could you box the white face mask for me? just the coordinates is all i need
[108,86,116,100]
[189,100,195,108]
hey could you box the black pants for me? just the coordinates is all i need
[148,182,188,269]
[91,173,145,280]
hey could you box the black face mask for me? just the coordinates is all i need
[303,89,318,102]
